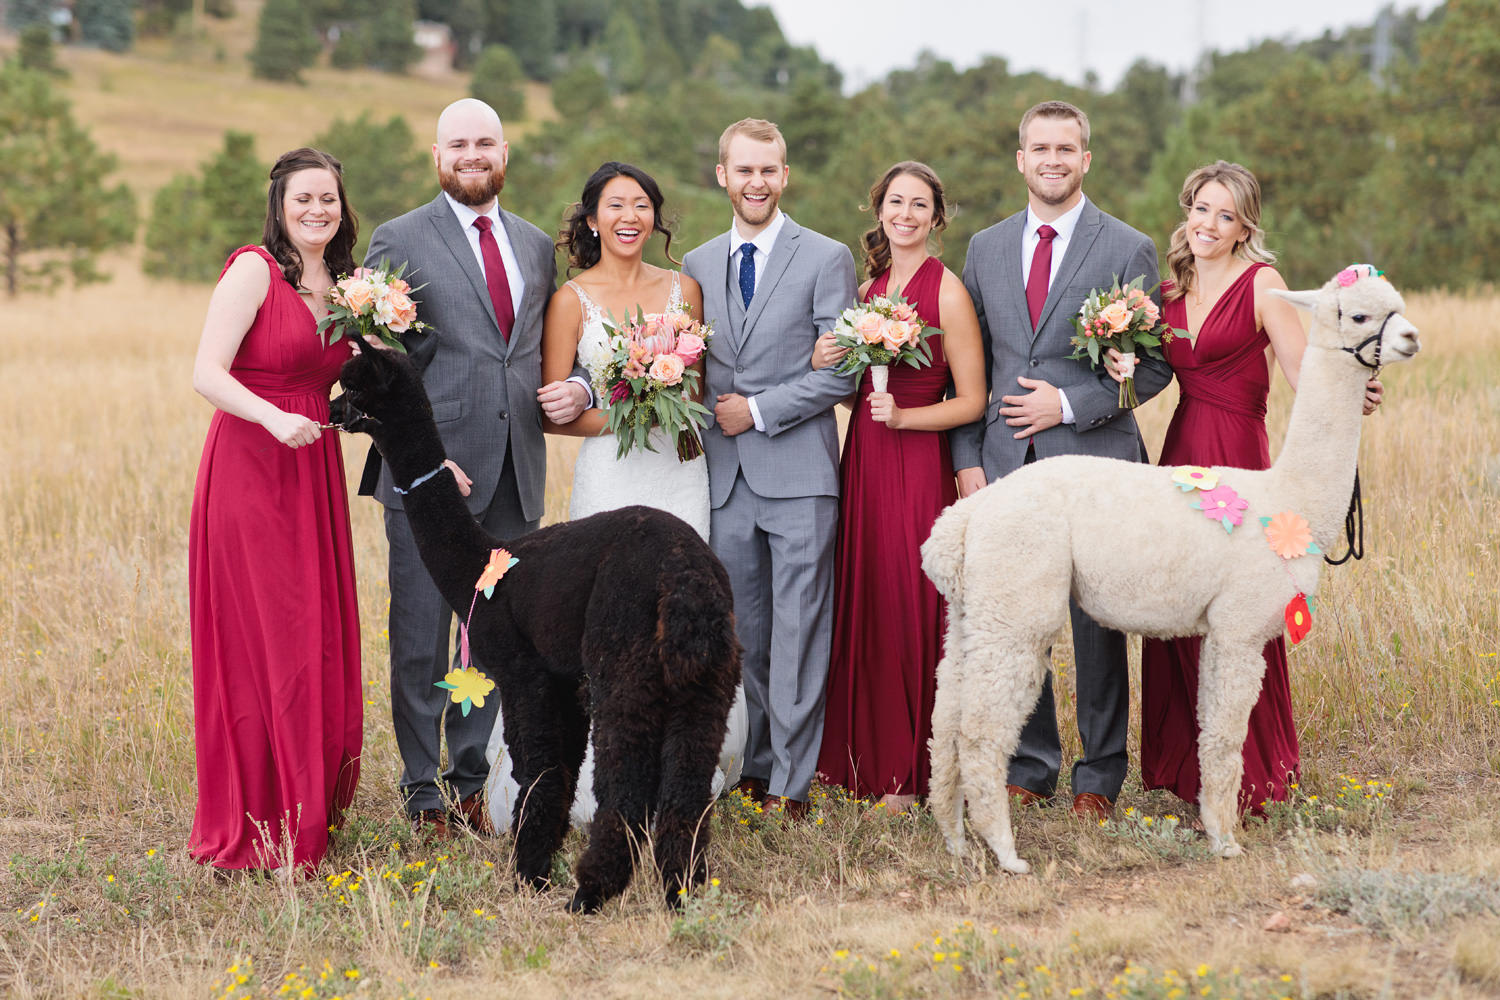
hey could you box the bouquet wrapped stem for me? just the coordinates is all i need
[869,364,890,393]
[1066,275,1173,410]
[830,293,939,392]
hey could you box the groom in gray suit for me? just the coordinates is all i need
[363,99,588,834]
[951,100,1171,820]
[683,118,857,817]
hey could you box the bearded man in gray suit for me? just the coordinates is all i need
[683,118,857,819]
[363,99,589,835]
[951,100,1171,821]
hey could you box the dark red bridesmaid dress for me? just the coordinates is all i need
[818,255,955,798]
[188,246,362,871]
[1139,261,1299,814]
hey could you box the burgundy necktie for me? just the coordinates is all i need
[1026,223,1057,329]
[472,215,515,341]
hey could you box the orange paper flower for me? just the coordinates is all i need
[475,547,518,598]
[1264,511,1314,559]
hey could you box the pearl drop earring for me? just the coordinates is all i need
[590,227,598,237]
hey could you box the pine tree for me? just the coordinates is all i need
[367,0,420,72]
[312,113,431,258]
[469,44,525,119]
[144,130,265,281]
[250,0,320,84]
[5,0,56,31]
[0,64,136,296]
[77,0,136,52]
[17,22,65,75]
[551,61,607,119]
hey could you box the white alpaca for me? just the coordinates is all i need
[921,267,1420,873]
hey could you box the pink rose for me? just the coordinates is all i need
[1142,300,1161,324]
[1098,299,1132,333]
[388,292,417,333]
[674,332,706,365]
[389,277,411,295]
[892,302,918,324]
[854,311,885,345]
[351,267,376,280]
[649,353,685,386]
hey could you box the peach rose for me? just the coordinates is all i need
[340,278,377,314]
[854,311,885,345]
[389,277,411,295]
[1099,299,1132,333]
[883,319,916,351]
[649,353,685,386]
[674,332,706,365]
[1141,299,1161,324]
[387,292,417,333]
[892,301,918,324]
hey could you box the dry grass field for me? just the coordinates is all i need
[3,11,1500,996]
[2,258,1497,999]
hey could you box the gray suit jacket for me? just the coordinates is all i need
[363,194,557,522]
[951,199,1170,480]
[683,217,858,508]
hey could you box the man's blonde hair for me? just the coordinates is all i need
[1018,100,1090,150]
[717,118,787,165]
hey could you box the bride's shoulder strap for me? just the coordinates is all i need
[667,270,684,312]
[567,279,604,322]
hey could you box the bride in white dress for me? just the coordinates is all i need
[486,162,746,829]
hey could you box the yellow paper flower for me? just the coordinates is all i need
[1171,466,1219,492]
[436,666,495,716]
[1264,510,1314,559]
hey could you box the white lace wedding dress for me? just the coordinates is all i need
[487,273,747,830]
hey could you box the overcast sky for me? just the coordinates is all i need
[755,0,1443,91]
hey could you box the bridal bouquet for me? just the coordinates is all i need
[596,306,713,462]
[317,263,428,353]
[829,294,938,391]
[1066,275,1173,409]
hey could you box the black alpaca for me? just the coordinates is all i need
[337,348,741,912]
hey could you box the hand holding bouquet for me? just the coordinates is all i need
[317,264,428,353]
[829,293,939,391]
[596,306,713,462]
[1067,275,1173,408]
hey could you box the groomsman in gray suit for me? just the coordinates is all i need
[951,100,1171,820]
[683,118,858,818]
[363,99,588,835]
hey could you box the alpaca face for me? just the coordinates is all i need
[1271,269,1421,369]
[336,348,432,434]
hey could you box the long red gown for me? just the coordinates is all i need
[1139,262,1299,815]
[188,246,362,871]
[817,255,954,798]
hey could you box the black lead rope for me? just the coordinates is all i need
[1325,470,1364,565]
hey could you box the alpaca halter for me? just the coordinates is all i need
[1336,310,1392,374]
[392,464,449,495]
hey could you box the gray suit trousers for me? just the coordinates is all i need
[385,450,538,815]
[711,472,836,802]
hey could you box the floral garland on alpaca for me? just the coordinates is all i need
[436,547,518,715]
[1172,466,1320,645]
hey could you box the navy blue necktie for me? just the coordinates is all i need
[738,243,756,308]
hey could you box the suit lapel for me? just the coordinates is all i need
[699,233,732,348]
[1035,201,1103,338]
[741,217,801,346]
[996,213,1031,339]
[426,196,499,334]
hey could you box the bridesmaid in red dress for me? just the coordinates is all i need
[188,148,363,871]
[1120,162,1382,815]
[813,162,986,812]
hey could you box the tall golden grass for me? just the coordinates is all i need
[2,252,1497,997]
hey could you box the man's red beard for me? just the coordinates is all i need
[439,162,505,206]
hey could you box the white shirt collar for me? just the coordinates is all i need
[1025,195,1088,243]
[443,191,502,232]
[728,210,787,261]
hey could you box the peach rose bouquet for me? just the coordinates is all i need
[597,305,715,462]
[829,293,939,391]
[317,263,429,353]
[1067,274,1174,408]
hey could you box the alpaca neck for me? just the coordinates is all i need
[1268,344,1368,545]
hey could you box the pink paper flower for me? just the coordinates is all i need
[1336,268,1359,287]
[1196,483,1248,531]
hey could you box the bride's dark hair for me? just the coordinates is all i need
[263,147,357,289]
[558,161,678,273]
[861,161,947,280]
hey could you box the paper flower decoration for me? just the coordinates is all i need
[1336,268,1359,287]
[1194,483,1248,531]
[1172,466,1219,492]
[1261,511,1317,559]
[475,547,519,599]
[1284,593,1312,645]
[435,666,495,717]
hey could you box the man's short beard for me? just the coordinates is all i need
[439,165,505,206]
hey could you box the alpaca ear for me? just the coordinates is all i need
[1268,288,1319,312]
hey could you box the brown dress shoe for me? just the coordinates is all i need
[413,809,453,840]
[763,795,810,821]
[734,777,768,804]
[1071,792,1115,821]
[1006,784,1049,807]
[451,791,497,837]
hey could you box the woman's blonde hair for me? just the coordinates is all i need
[1164,160,1275,303]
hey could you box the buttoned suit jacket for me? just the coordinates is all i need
[363,194,556,522]
[950,199,1170,479]
[682,217,858,507]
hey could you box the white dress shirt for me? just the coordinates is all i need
[1020,196,1089,425]
[726,210,788,432]
[442,192,525,316]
